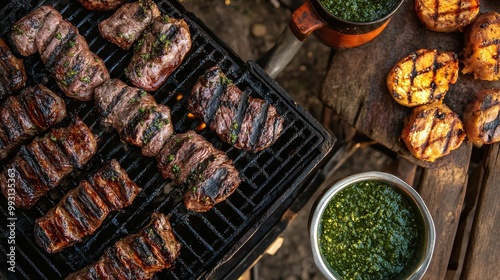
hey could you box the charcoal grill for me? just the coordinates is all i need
[0,0,335,279]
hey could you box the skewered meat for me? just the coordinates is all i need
[99,0,161,50]
[94,79,174,157]
[10,5,110,100]
[35,159,142,253]
[0,84,67,159]
[401,103,465,162]
[463,89,500,145]
[189,66,284,152]
[0,38,27,99]
[66,212,181,280]
[76,0,127,11]
[462,12,500,81]
[387,49,459,107]
[156,131,241,212]
[125,15,191,91]
[0,116,97,208]
[415,0,480,32]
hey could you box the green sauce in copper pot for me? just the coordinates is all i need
[319,0,398,22]
[318,181,418,279]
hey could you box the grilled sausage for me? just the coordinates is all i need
[99,0,161,50]
[125,16,191,91]
[0,38,27,99]
[189,66,284,152]
[156,131,241,212]
[387,49,459,107]
[0,84,67,159]
[0,116,97,208]
[463,89,500,145]
[401,103,466,162]
[66,212,181,280]
[76,0,126,11]
[462,12,500,81]
[415,0,480,32]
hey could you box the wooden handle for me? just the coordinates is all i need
[289,0,327,41]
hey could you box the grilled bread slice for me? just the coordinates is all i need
[462,12,500,81]
[415,0,480,32]
[402,103,465,162]
[387,49,459,107]
[463,89,500,145]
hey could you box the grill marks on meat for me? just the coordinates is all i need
[0,39,26,99]
[189,67,284,152]
[157,131,241,212]
[66,212,181,280]
[10,5,110,100]
[35,159,142,253]
[126,16,191,91]
[99,0,160,50]
[0,116,97,208]
[0,84,66,159]
[415,0,480,32]
[77,0,127,11]
[463,89,500,145]
[95,79,173,157]
[401,103,465,162]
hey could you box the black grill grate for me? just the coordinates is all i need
[0,0,335,279]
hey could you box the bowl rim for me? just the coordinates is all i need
[309,171,436,280]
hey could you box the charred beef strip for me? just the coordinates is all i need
[95,79,173,157]
[0,84,67,159]
[35,159,142,253]
[99,0,161,50]
[66,212,181,280]
[0,116,97,208]
[10,5,109,101]
[76,0,127,11]
[0,39,27,99]
[156,131,241,212]
[125,15,191,91]
[189,66,284,152]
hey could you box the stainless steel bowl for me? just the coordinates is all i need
[309,171,435,280]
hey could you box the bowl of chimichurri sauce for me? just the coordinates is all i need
[318,0,399,23]
[309,172,435,280]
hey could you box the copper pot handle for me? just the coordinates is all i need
[289,0,328,41]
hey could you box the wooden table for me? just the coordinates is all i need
[320,1,500,279]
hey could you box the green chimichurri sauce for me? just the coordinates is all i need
[319,0,397,22]
[319,181,418,280]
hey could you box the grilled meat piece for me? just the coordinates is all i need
[95,79,174,157]
[76,0,126,11]
[99,0,161,50]
[415,0,480,32]
[157,131,241,212]
[66,212,181,280]
[126,16,191,91]
[462,12,500,81]
[35,159,142,253]
[401,103,466,162]
[463,89,500,145]
[189,67,284,152]
[387,49,459,107]
[0,39,27,99]
[0,116,97,208]
[0,84,67,159]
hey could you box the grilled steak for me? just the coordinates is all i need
[99,0,161,50]
[462,12,500,81]
[189,66,284,152]
[95,79,174,157]
[125,16,191,91]
[387,49,459,107]
[157,131,241,212]
[415,0,479,32]
[0,84,67,159]
[401,103,466,162]
[76,0,126,11]
[463,89,500,145]
[0,38,27,99]
[0,116,97,208]
[66,212,181,280]
[35,159,142,253]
